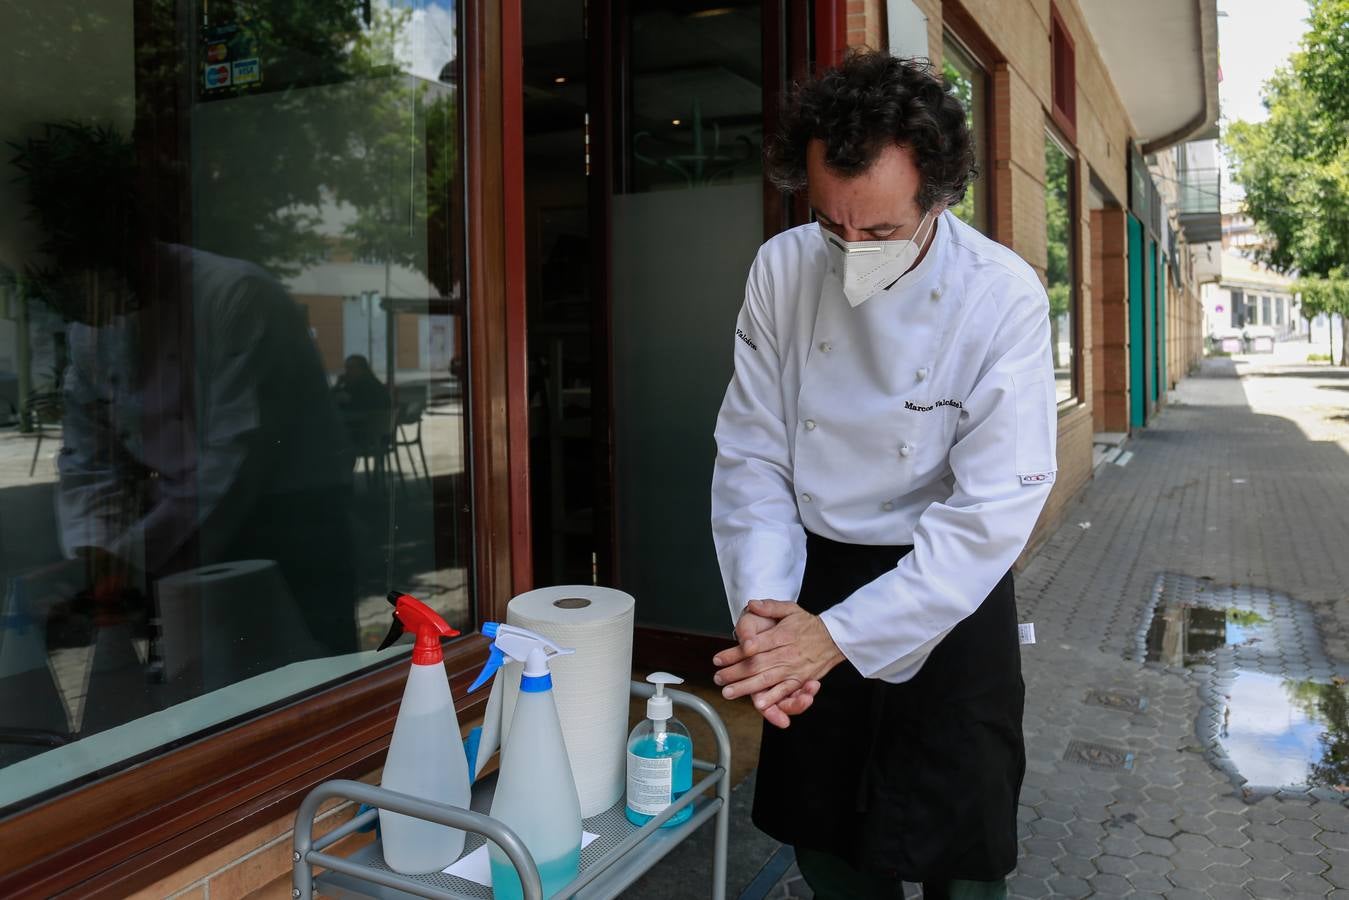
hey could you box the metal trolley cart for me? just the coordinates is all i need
[293,682,731,900]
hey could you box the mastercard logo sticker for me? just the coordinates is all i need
[207,42,229,63]
[204,64,231,88]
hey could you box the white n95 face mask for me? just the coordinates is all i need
[821,210,938,307]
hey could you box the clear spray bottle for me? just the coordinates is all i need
[469,623,582,900]
[376,591,470,874]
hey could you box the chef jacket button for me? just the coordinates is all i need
[916,367,930,381]
[819,341,833,353]
[881,500,895,512]
[930,286,942,301]
[800,492,813,504]
[804,419,817,431]
[899,443,913,458]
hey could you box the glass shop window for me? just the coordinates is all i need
[1044,131,1078,404]
[942,33,990,234]
[0,0,471,814]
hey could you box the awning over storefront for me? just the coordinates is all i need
[1078,0,1221,154]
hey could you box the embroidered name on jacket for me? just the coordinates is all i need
[736,328,758,351]
[904,398,964,412]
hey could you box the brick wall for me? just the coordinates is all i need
[847,0,887,51]
[1092,208,1130,433]
[294,293,345,376]
[128,789,376,900]
[842,0,1146,548]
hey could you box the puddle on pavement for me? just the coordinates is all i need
[1216,672,1349,789]
[1139,574,1349,792]
[1143,605,1271,667]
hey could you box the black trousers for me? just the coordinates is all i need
[752,531,1025,883]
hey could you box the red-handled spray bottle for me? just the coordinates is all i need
[376,591,472,874]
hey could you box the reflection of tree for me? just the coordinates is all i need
[1285,680,1349,788]
[339,6,460,296]
[155,0,376,276]
[9,122,137,319]
[942,60,977,229]
[9,0,462,365]
[1045,139,1072,370]
[1227,609,1268,628]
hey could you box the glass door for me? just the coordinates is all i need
[609,0,766,633]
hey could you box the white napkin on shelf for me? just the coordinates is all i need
[443,832,598,887]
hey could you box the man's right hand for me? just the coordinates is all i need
[714,605,821,728]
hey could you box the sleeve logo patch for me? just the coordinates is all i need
[1020,472,1056,485]
[736,328,759,352]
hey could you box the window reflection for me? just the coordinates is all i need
[0,0,468,811]
[942,37,988,233]
[1044,134,1076,403]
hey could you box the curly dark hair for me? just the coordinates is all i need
[766,50,977,212]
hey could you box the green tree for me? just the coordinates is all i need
[337,5,460,295]
[1225,0,1349,365]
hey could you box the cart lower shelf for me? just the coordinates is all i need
[293,681,731,900]
[316,792,723,900]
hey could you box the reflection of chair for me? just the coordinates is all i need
[27,389,63,477]
[391,397,429,482]
[347,409,393,490]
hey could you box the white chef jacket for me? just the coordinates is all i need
[711,211,1058,683]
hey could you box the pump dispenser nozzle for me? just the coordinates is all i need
[645,672,683,735]
[378,591,460,665]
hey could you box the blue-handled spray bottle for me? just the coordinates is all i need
[469,623,582,900]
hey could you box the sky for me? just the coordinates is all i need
[1217,0,1312,199]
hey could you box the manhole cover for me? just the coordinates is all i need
[1064,740,1135,770]
[1085,690,1148,712]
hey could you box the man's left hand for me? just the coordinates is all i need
[713,599,846,714]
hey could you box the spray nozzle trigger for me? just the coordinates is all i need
[378,591,460,665]
[468,622,574,692]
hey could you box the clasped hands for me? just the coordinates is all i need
[711,599,845,729]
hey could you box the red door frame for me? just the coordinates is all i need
[815,0,847,69]
[501,0,531,593]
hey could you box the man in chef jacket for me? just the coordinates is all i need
[711,51,1057,899]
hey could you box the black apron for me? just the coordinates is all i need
[752,531,1025,883]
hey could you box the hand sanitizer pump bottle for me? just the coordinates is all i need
[469,623,582,900]
[376,591,471,875]
[625,672,693,828]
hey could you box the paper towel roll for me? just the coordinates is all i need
[503,585,635,817]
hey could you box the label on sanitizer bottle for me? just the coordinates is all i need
[626,752,673,816]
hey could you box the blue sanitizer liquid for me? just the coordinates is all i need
[490,845,581,900]
[625,731,694,827]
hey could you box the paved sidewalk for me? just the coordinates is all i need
[751,351,1349,899]
[1004,354,1349,899]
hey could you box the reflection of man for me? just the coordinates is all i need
[711,54,1056,899]
[334,354,390,414]
[333,353,391,456]
[58,242,359,685]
